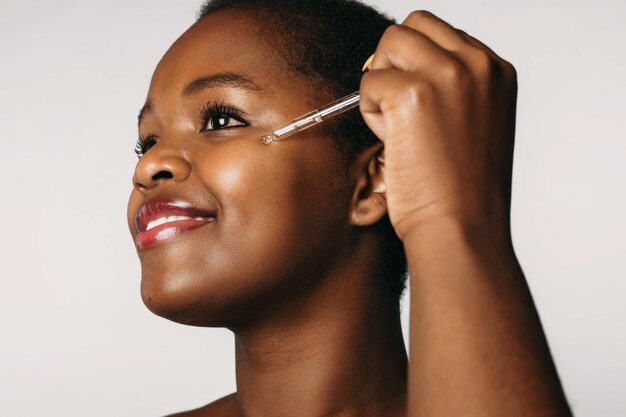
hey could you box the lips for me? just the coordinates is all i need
[135,198,217,250]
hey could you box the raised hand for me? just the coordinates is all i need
[360,10,518,242]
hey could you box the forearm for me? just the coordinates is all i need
[404,218,572,417]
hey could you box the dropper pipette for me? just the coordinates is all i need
[261,91,361,144]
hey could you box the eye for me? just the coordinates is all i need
[199,101,247,132]
[135,136,157,158]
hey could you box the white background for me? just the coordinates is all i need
[0,0,624,416]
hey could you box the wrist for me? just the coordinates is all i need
[401,214,515,268]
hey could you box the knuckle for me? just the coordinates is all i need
[470,49,493,75]
[379,24,410,50]
[382,24,410,42]
[440,59,467,83]
[468,51,517,86]
[383,24,405,40]
[403,81,435,106]
[407,10,434,23]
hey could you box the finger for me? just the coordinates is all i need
[370,24,459,74]
[359,68,429,118]
[358,69,419,141]
[457,29,501,61]
[402,10,471,53]
[457,30,518,81]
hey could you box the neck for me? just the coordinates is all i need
[231,269,408,417]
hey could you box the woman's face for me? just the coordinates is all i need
[127,10,355,327]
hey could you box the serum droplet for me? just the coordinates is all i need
[261,134,277,145]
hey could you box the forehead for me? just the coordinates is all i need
[149,9,307,101]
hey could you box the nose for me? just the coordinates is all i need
[132,143,192,191]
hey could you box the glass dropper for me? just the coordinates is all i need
[260,91,361,144]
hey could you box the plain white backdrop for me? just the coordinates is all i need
[0,0,624,416]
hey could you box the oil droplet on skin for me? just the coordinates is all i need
[261,134,277,145]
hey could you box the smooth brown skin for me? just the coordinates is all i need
[128,8,572,417]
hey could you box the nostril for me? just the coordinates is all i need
[152,170,174,181]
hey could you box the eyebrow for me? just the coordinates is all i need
[137,72,263,126]
[182,72,263,97]
[138,102,152,126]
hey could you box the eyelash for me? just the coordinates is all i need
[199,101,247,133]
[135,135,157,159]
[134,101,247,158]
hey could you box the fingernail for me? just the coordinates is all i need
[362,53,375,72]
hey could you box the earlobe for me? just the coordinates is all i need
[350,145,387,226]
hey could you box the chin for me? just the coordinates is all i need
[139,266,239,327]
[138,256,288,329]
[135,235,237,326]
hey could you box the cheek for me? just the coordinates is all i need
[202,138,349,281]
[206,138,334,247]
[206,139,347,231]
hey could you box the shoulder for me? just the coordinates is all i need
[164,393,239,417]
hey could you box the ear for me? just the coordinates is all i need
[350,143,387,227]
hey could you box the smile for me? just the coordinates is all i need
[146,215,210,231]
[135,198,217,251]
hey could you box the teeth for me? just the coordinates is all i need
[146,215,208,231]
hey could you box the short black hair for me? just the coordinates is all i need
[197,0,408,303]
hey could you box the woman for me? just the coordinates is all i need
[127,0,573,415]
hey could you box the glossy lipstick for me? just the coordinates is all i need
[135,198,216,251]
